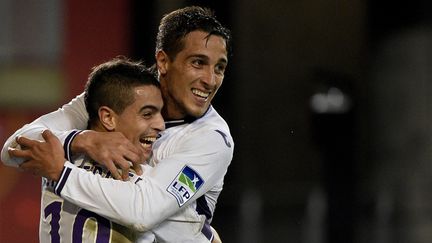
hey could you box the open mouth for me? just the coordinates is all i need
[192,88,210,99]
[140,136,157,148]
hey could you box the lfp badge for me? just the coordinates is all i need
[167,165,204,207]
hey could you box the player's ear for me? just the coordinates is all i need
[155,50,169,75]
[98,106,117,131]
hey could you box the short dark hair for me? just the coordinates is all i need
[84,57,160,128]
[156,6,232,60]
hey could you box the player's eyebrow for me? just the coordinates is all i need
[188,54,208,60]
[188,54,228,64]
[139,105,160,113]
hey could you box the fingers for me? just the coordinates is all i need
[102,157,130,181]
[42,130,55,142]
[104,161,122,180]
[8,147,32,160]
[115,158,132,181]
[123,151,141,165]
[135,146,147,164]
[67,131,145,180]
[42,130,63,149]
[132,162,143,176]
[121,169,130,181]
[123,145,144,177]
[122,143,143,164]
[102,159,134,181]
[15,135,38,149]
[119,144,146,179]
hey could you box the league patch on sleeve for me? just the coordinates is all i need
[167,165,204,207]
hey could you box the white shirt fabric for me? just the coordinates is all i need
[40,155,142,243]
[1,93,234,243]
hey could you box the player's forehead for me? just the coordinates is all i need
[129,85,163,110]
[178,31,228,61]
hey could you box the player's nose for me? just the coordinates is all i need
[153,112,165,131]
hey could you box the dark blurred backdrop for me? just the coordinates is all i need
[2,0,432,242]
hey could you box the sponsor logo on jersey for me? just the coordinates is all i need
[167,165,204,207]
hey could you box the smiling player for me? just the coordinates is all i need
[34,57,164,242]
[4,6,232,242]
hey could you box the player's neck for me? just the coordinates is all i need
[92,123,110,133]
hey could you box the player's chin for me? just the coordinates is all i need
[187,98,210,116]
[141,148,153,161]
[187,106,208,118]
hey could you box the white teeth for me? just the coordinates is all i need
[141,143,150,148]
[192,89,210,98]
[140,137,157,148]
[144,137,156,143]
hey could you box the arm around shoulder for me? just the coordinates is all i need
[1,93,88,166]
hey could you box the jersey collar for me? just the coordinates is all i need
[164,116,196,128]
[164,106,212,129]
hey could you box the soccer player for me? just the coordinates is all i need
[19,57,165,242]
[3,6,232,243]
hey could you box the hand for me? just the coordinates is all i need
[8,130,65,181]
[71,130,145,180]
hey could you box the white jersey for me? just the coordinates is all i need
[1,93,234,242]
[40,155,141,243]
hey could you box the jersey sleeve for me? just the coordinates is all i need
[1,93,89,167]
[54,129,234,232]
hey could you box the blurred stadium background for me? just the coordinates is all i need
[2,0,432,242]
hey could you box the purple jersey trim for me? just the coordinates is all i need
[54,166,72,196]
[201,220,214,241]
[63,130,83,161]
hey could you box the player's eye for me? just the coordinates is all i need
[215,64,226,75]
[192,59,204,67]
[141,110,153,119]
